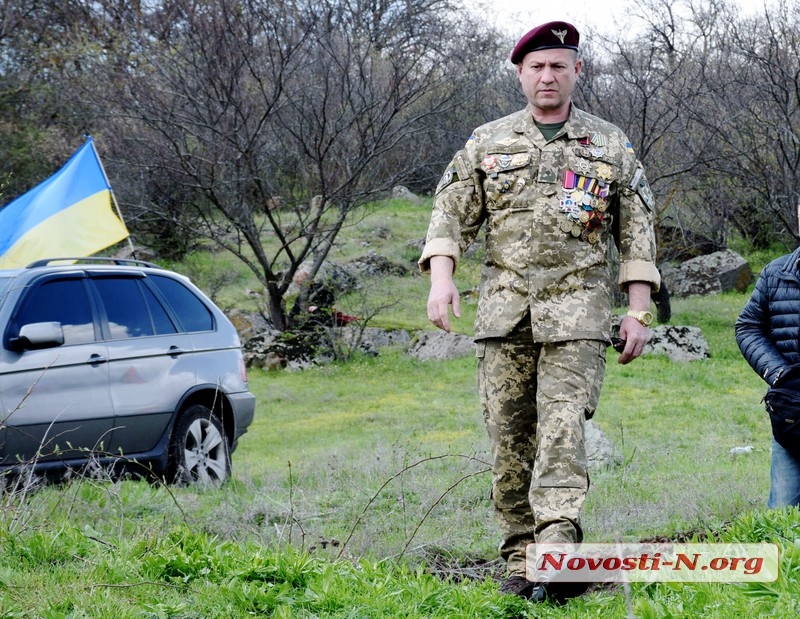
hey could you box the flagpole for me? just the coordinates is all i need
[87,136,137,259]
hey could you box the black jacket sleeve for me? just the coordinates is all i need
[735,269,789,386]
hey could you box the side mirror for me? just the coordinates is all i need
[8,322,65,351]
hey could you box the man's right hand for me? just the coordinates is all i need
[427,255,461,332]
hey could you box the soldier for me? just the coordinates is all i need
[419,21,660,601]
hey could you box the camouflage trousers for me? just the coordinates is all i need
[476,318,606,577]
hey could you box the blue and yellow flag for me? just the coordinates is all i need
[0,137,129,269]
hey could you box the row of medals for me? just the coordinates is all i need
[560,169,609,245]
[481,152,610,245]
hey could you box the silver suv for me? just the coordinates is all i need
[0,258,255,484]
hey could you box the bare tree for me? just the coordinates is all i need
[710,2,800,247]
[0,0,105,198]
[578,0,742,260]
[103,0,498,329]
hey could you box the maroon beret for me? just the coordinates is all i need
[510,21,580,64]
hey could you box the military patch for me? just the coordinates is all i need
[629,166,655,210]
[509,153,529,168]
[453,153,471,183]
[637,177,655,210]
[628,167,643,190]
[481,154,500,177]
[436,167,456,193]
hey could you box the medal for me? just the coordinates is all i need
[560,169,612,243]
[590,132,607,147]
[596,163,613,180]
[562,170,577,190]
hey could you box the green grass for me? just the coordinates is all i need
[1,199,799,617]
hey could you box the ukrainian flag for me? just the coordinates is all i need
[0,137,129,269]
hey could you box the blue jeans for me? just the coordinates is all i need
[768,437,800,508]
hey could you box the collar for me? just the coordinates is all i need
[512,104,593,142]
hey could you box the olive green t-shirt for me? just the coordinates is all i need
[536,121,566,142]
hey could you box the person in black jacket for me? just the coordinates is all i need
[735,246,800,508]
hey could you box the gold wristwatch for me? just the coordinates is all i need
[626,309,653,326]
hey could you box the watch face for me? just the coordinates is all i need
[628,310,653,325]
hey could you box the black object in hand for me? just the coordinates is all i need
[610,337,626,353]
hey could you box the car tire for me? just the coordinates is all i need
[168,404,231,485]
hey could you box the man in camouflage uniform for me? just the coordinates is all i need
[419,21,660,601]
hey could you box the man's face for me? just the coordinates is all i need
[516,48,581,114]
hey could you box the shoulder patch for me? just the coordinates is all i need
[436,167,456,193]
[635,168,656,211]
[453,152,471,183]
[435,150,471,194]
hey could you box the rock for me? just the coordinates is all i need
[341,326,412,350]
[291,260,360,296]
[347,251,409,277]
[242,327,335,370]
[406,238,426,257]
[392,185,423,204]
[407,331,475,361]
[225,308,272,342]
[586,421,622,468]
[664,249,752,298]
[644,325,710,362]
[241,328,284,369]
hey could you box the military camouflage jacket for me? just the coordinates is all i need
[419,104,661,342]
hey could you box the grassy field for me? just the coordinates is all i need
[1,199,799,617]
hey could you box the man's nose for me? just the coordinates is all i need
[540,66,556,82]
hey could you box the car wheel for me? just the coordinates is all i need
[169,404,230,484]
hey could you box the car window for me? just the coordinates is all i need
[148,274,214,333]
[93,277,177,339]
[142,284,179,335]
[12,278,95,345]
[0,276,12,310]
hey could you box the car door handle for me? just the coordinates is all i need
[88,353,108,365]
[168,345,186,357]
